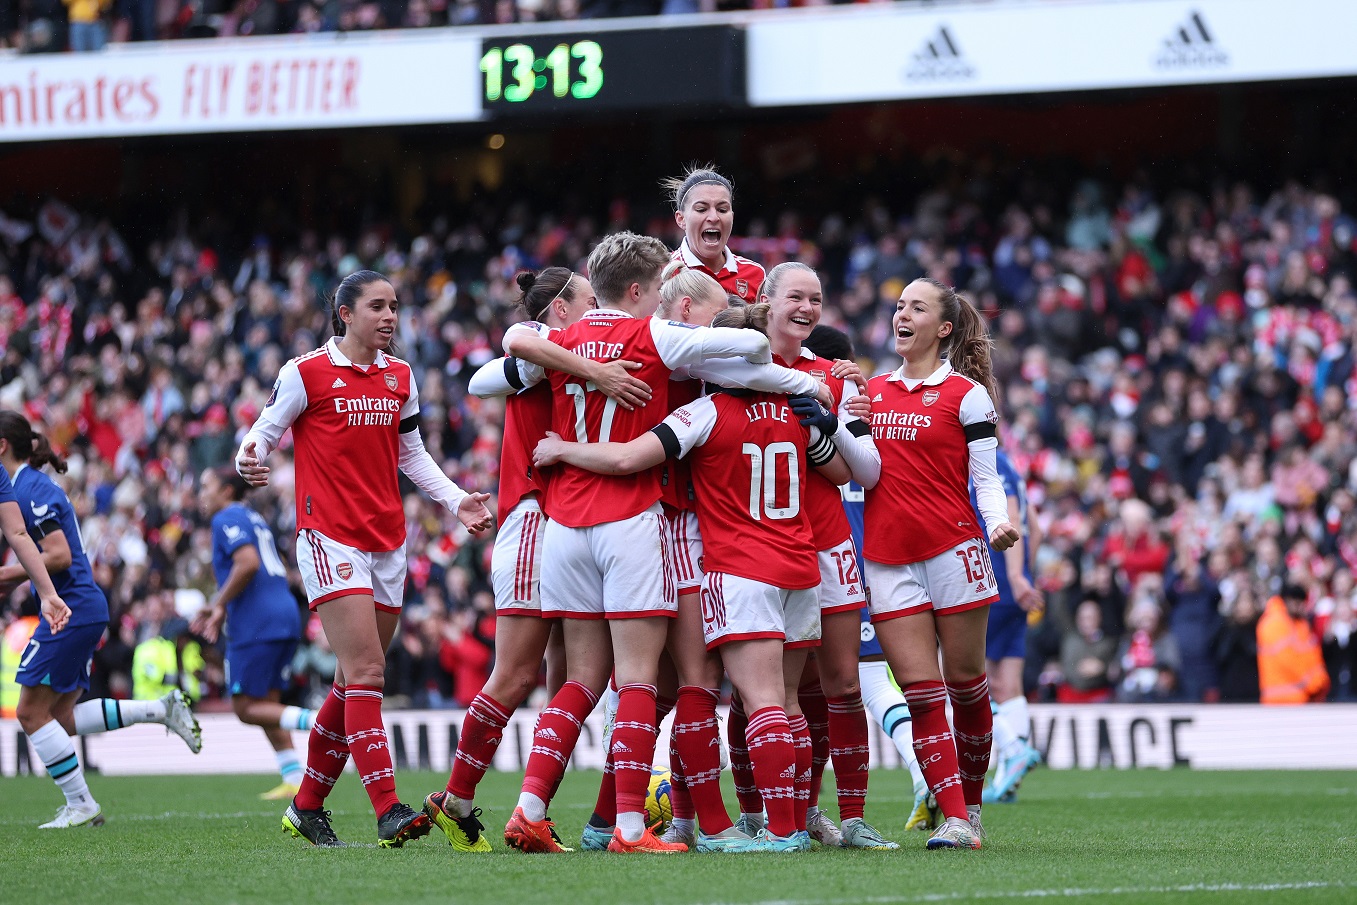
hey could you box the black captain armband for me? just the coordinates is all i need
[847,420,872,438]
[31,517,61,541]
[964,421,998,443]
[503,357,526,391]
[808,432,837,467]
[398,415,421,434]
[651,423,682,459]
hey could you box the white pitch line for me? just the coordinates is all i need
[688,881,1349,905]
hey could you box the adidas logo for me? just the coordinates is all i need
[872,394,883,403]
[535,727,561,741]
[332,377,347,388]
[780,765,796,779]
[975,582,988,594]
[904,25,975,82]
[612,741,632,753]
[1154,10,1228,69]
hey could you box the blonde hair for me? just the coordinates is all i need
[759,261,818,303]
[711,302,771,334]
[658,259,725,319]
[586,231,671,305]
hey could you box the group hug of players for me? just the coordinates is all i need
[11,166,1041,852]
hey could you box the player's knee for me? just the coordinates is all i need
[15,699,52,734]
[232,696,261,724]
[344,662,386,688]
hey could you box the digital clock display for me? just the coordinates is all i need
[479,26,746,116]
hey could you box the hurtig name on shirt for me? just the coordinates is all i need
[568,341,625,361]
[745,401,790,424]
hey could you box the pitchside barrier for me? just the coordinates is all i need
[3,704,1355,777]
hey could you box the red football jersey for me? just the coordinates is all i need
[545,311,672,528]
[663,393,819,589]
[660,376,703,512]
[863,362,999,565]
[673,240,766,302]
[262,339,418,552]
[497,323,556,522]
[783,349,854,550]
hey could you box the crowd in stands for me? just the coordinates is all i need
[3,0,895,53]
[1,154,1356,714]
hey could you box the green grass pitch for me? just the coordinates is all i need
[4,768,1353,904]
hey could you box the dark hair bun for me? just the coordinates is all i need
[515,271,537,293]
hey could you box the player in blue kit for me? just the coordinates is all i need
[973,448,1043,803]
[194,466,316,800]
[0,411,201,829]
[804,327,937,833]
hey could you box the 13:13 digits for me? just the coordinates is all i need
[481,41,603,102]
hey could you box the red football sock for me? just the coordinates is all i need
[798,681,830,810]
[344,684,399,817]
[745,706,796,838]
[447,692,512,800]
[904,680,966,821]
[827,692,870,821]
[612,684,659,818]
[673,686,733,833]
[295,683,347,811]
[789,714,813,832]
[727,697,764,814]
[948,674,993,807]
[522,680,598,803]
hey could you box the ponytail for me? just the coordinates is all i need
[916,277,1000,409]
[0,410,67,474]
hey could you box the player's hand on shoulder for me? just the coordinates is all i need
[845,394,872,420]
[790,394,838,435]
[990,521,1020,552]
[456,492,495,535]
[830,358,868,393]
[235,441,271,487]
[590,359,651,411]
[41,593,70,634]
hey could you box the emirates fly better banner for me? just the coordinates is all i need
[748,0,1357,106]
[0,32,480,141]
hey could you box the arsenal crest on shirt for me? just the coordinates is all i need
[735,278,749,298]
[810,369,827,383]
[384,372,398,391]
[922,390,940,406]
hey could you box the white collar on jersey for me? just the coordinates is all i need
[886,360,953,387]
[798,347,817,361]
[325,336,389,370]
[678,238,739,275]
[589,307,634,320]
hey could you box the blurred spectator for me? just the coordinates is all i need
[1321,594,1356,700]
[1111,600,1181,703]
[1214,587,1261,702]
[65,0,110,49]
[1058,599,1116,703]
[1163,545,1222,701]
[1258,585,1330,704]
